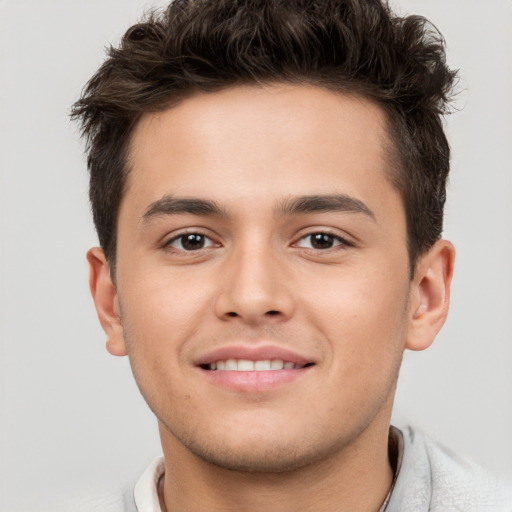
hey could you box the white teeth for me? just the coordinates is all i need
[237,359,255,371]
[225,359,237,370]
[254,360,271,371]
[208,359,303,371]
[270,359,284,370]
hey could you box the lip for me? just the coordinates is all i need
[194,345,313,367]
[201,367,312,393]
[194,344,315,393]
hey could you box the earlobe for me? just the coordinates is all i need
[87,248,127,357]
[405,240,455,351]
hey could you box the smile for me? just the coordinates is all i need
[195,346,316,391]
[203,359,312,371]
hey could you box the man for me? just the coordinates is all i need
[72,0,511,510]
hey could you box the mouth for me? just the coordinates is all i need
[195,346,316,391]
[200,359,315,371]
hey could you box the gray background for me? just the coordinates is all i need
[1,0,511,509]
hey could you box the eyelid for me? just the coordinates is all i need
[161,228,221,251]
[297,234,342,249]
[292,228,354,249]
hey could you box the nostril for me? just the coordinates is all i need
[227,312,238,317]
[266,310,280,316]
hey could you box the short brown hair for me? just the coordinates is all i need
[71,0,457,275]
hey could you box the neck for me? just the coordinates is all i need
[158,413,394,512]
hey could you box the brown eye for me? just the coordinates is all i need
[297,233,345,250]
[167,233,215,251]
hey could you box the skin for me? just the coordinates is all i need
[88,84,454,511]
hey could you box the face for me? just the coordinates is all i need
[104,85,419,472]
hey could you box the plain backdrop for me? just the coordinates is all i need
[1,0,511,510]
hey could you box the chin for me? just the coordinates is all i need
[189,441,335,474]
[168,421,354,474]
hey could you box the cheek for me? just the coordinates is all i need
[118,268,214,360]
[300,264,410,368]
[117,271,215,416]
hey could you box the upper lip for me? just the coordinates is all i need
[194,345,314,367]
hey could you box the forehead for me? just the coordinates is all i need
[124,84,396,217]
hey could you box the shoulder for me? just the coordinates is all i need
[386,426,512,512]
[48,456,162,512]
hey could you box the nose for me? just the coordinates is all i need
[214,244,295,325]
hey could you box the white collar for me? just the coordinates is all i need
[133,456,165,512]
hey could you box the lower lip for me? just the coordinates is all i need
[200,367,312,393]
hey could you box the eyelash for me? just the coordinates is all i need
[163,231,218,252]
[294,231,353,251]
[162,230,352,253]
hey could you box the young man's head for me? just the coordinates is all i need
[73,0,456,501]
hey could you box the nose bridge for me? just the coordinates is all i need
[215,233,294,322]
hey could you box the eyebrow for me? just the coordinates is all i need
[141,193,376,223]
[276,194,376,221]
[142,195,226,222]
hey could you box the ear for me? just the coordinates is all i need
[405,239,455,351]
[87,247,127,356]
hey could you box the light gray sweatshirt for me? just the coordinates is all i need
[382,426,511,511]
[75,426,511,511]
